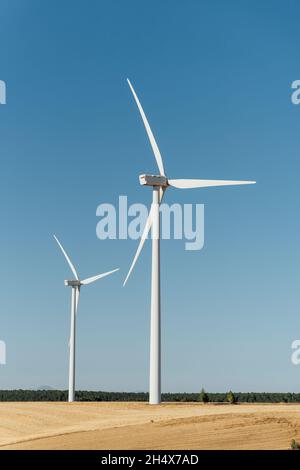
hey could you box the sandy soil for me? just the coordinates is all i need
[0,402,300,450]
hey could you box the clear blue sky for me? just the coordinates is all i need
[1,0,300,392]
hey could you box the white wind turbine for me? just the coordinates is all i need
[124,79,256,405]
[54,235,119,402]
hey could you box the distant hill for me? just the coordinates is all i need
[36,386,55,391]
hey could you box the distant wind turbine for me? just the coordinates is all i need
[124,79,256,404]
[54,235,119,402]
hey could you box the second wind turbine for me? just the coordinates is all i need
[54,235,119,402]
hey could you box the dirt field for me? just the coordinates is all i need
[0,402,300,450]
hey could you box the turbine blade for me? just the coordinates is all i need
[168,179,256,189]
[75,286,80,314]
[53,235,79,280]
[81,268,119,285]
[123,204,154,286]
[159,187,166,203]
[127,79,165,176]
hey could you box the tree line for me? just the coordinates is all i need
[1,390,300,402]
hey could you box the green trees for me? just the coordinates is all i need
[291,439,300,450]
[226,390,237,404]
[199,388,209,403]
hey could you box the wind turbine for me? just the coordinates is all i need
[54,235,119,402]
[124,79,256,405]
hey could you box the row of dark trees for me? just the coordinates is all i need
[1,389,300,403]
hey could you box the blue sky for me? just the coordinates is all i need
[1,0,300,392]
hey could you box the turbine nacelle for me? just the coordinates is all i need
[64,280,81,287]
[139,174,168,187]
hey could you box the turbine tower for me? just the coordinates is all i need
[124,79,256,405]
[54,235,119,402]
